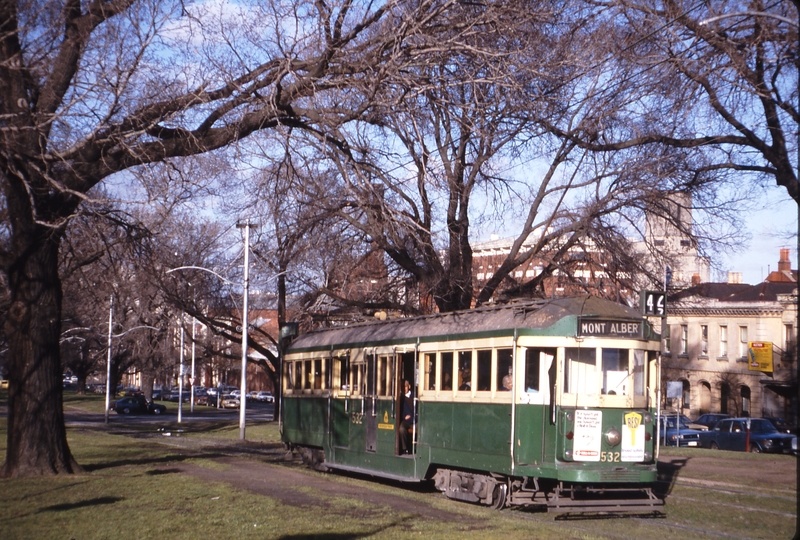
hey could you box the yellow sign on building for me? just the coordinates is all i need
[748,342,774,373]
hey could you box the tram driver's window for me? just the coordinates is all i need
[441,352,454,390]
[285,362,294,392]
[524,349,540,392]
[496,349,513,391]
[424,353,436,390]
[633,350,645,396]
[602,349,628,395]
[564,348,596,394]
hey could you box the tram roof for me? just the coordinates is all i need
[288,296,648,352]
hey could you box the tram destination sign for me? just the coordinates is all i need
[578,318,642,339]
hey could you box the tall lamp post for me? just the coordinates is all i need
[236,221,258,440]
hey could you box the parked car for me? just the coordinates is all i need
[230,389,241,398]
[680,414,708,431]
[764,417,797,434]
[221,394,240,408]
[246,391,259,401]
[700,418,797,454]
[256,391,274,403]
[693,413,731,430]
[112,395,167,415]
[657,414,705,447]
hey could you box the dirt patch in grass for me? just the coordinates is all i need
[178,455,485,526]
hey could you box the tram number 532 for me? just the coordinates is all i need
[600,451,620,462]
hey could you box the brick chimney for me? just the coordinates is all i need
[778,248,791,272]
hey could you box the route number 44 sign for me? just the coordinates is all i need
[641,291,666,316]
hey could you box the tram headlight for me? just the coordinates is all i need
[606,427,621,447]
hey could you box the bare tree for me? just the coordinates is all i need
[1,0,501,476]
[558,0,798,204]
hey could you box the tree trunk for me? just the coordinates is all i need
[1,231,80,477]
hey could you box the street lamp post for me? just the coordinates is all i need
[178,319,185,423]
[104,295,114,424]
[190,316,196,413]
[236,221,258,440]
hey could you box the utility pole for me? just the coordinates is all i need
[237,221,258,440]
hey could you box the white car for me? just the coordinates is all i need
[256,391,275,403]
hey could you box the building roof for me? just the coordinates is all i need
[669,283,752,302]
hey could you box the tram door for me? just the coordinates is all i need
[395,352,416,455]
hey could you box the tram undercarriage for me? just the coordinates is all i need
[432,468,664,514]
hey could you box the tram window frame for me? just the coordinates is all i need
[476,349,492,392]
[524,349,540,393]
[313,359,324,391]
[441,352,454,391]
[601,348,629,395]
[377,356,385,396]
[564,347,597,395]
[633,350,645,396]
[457,351,472,392]
[366,354,376,396]
[337,355,350,392]
[424,353,436,391]
[496,348,513,391]
[293,361,302,390]
[378,355,394,397]
[349,362,362,397]
[304,360,314,391]
[284,361,294,393]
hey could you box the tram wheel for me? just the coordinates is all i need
[491,482,508,510]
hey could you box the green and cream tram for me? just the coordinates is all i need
[281,296,664,513]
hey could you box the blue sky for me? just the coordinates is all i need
[719,189,797,284]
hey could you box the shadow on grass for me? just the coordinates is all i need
[146,468,183,475]
[82,451,227,472]
[655,457,689,500]
[39,496,124,512]
[275,516,413,539]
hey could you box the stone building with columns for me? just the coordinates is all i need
[660,249,797,421]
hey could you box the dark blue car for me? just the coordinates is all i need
[657,415,704,447]
[700,418,797,454]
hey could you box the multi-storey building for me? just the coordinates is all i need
[661,249,797,421]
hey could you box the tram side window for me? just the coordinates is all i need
[602,348,628,395]
[337,356,350,391]
[314,359,324,390]
[633,350,645,396]
[424,353,436,390]
[366,355,376,396]
[350,363,362,396]
[524,349,540,392]
[458,351,472,391]
[285,362,295,392]
[441,352,454,390]
[496,349,513,391]
[476,350,491,391]
[378,355,394,397]
[304,360,313,390]
[293,361,302,390]
[564,348,596,394]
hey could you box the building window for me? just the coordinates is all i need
[680,325,688,355]
[700,325,708,356]
[739,326,748,359]
[719,325,727,357]
[786,324,794,350]
[664,325,671,354]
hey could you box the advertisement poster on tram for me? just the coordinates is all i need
[573,409,602,461]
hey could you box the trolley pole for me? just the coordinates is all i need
[237,221,258,440]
